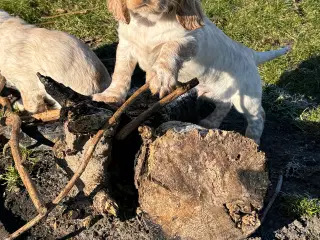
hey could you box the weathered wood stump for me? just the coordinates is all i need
[135,121,269,240]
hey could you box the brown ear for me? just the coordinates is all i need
[176,0,204,31]
[107,0,130,24]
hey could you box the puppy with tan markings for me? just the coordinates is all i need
[93,0,291,144]
[0,10,111,113]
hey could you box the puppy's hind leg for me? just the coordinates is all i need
[20,92,47,113]
[233,95,265,144]
[198,101,232,129]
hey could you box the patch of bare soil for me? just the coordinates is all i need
[0,50,319,239]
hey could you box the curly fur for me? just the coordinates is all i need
[93,0,291,143]
[0,10,111,113]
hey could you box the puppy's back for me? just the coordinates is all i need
[0,12,110,95]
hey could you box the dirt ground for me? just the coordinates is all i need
[0,105,319,239]
[0,46,319,239]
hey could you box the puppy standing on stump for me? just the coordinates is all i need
[0,10,111,113]
[93,0,292,144]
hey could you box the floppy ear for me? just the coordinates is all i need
[176,0,204,31]
[107,0,130,24]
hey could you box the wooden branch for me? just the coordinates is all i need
[21,109,61,123]
[37,73,90,107]
[261,175,283,223]
[4,112,47,213]
[6,83,149,240]
[116,78,199,140]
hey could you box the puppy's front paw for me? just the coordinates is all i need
[147,65,177,98]
[92,90,125,107]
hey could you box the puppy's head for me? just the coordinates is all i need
[0,10,11,24]
[107,0,204,30]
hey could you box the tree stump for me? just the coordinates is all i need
[136,121,269,240]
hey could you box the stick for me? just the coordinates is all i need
[261,175,283,223]
[52,84,149,204]
[21,109,61,123]
[6,83,149,240]
[116,78,199,140]
[40,7,98,19]
[4,112,47,213]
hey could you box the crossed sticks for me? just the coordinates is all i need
[0,75,198,240]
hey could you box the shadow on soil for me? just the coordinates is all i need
[94,44,320,239]
[0,45,319,239]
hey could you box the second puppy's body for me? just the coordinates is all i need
[94,0,291,143]
[0,10,111,113]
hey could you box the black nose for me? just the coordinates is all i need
[143,0,149,3]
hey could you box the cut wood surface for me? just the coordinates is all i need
[136,121,269,240]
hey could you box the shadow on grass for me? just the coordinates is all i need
[263,56,320,136]
[278,55,320,101]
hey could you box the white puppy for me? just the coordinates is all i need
[0,10,111,113]
[93,0,291,144]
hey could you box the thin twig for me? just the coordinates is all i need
[21,109,61,123]
[6,83,149,240]
[0,97,46,215]
[116,78,199,140]
[4,112,47,213]
[52,83,149,204]
[261,175,283,223]
[41,7,98,19]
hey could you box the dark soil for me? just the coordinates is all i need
[0,46,319,239]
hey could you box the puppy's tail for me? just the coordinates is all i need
[254,45,292,65]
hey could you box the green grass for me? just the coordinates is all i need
[0,165,22,192]
[0,0,319,127]
[0,148,39,192]
[282,195,320,218]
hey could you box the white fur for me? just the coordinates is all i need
[0,10,111,113]
[93,8,291,143]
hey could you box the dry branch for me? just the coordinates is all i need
[5,75,199,239]
[261,175,283,223]
[0,97,47,238]
[6,83,149,240]
[21,109,61,123]
[116,78,199,140]
[37,73,90,107]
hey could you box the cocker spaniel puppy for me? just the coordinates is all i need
[0,10,111,113]
[93,0,291,144]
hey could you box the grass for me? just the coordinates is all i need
[0,165,22,192]
[21,147,40,165]
[282,195,320,218]
[0,148,39,192]
[0,0,319,128]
